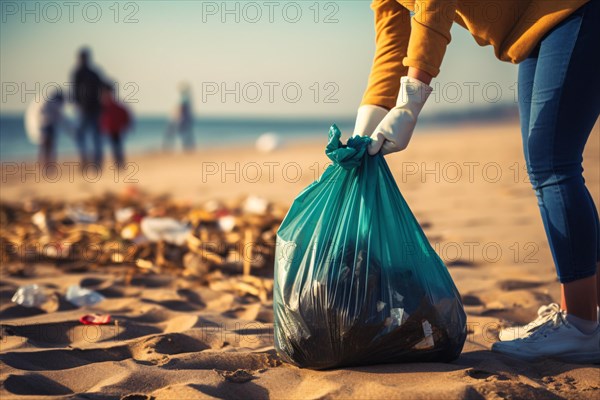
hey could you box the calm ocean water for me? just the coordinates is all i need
[0,115,355,161]
[0,105,518,161]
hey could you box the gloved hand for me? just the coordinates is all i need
[368,76,432,155]
[352,105,388,137]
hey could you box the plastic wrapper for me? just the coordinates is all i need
[274,125,467,369]
[66,285,105,307]
[12,284,48,308]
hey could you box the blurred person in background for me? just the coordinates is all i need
[72,47,104,168]
[163,82,195,152]
[100,82,132,169]
[353,0,600,363]
[38,88,65,166]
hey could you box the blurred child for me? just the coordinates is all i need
[100,83,131,169]
[163,82,195,152]
[39,88,65,166]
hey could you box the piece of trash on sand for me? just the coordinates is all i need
[121,223,141,240]
[79,313,111,325]
[243,195,269,215]
[135,258,156,270]
[40,238,73,259]
[115,207,136,223]
[11,284,47,307]
[66,284,105,307]
[32,210,50,232]
[218,215,236,232]
[2,192,284,286]
[66,205,98,224]
[255,132,281,153]
[11,284,59,312]
[203,199,224,213]
[140,217,191,245]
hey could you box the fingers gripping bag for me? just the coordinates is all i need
[274,125,467,369]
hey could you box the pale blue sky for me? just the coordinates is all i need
[1,1,518,118]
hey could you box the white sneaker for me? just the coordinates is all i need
[492,311,600,363]
[498,303,561,341]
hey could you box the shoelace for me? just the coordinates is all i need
[525,309,566,341]
[523,303,560,331]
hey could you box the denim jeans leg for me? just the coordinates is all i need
[521,1,600,283]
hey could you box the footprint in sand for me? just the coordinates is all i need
[3,374,73,396]
[80,277,134,299]
[0,345,131,370]
[461,294,484,306]
[222,303,273,323]
[141,298,204,312]
[160,350,281,372]
[216,369,257,383]
[130,332,210,365]
[176,288,206,308]
[446,259,477,268]
[120,394,155,400]
[497,280,544,291]
[0,305,46,319]
[130,275,175,289]
[465,368,509,381]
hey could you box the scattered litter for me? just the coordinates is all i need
[32,211,49,232]
[112,252,125,263]
[1,193,282,302]
[136,259,155,270]
[115,207,136,223]
[218,215,236,232]
[66,285,105,307]
[121,223,141,240]
[66,205,98,223]
[140,217,191,245]
[11,284,47,308]
[79,313,111,325]
[243,196,269,215]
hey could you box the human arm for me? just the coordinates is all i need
[353,0,411,137]
[368,0,457,155]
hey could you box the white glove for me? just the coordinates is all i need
[352,105,388,137]
[368,76,432,155]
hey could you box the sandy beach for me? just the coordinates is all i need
[1,120,599,399]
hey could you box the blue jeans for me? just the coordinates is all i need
[518,0,600,283]
[40,125,56,165]
[108,133,125,169]
[76,112,102,167]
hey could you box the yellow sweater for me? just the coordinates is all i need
[362,0,590,109]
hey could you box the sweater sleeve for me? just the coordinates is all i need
[361,0,411,110]
[403,0,456,77]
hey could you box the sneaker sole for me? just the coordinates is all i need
[553,351,600,364]
[493,344,600,364]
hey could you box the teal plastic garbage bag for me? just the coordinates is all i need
[273,125,467,369]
